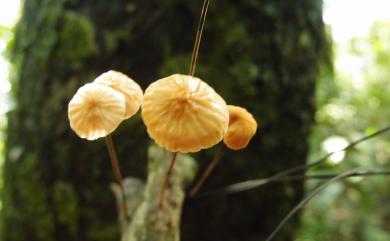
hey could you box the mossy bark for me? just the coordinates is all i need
[2,1,326,241]
[111,145,197,241]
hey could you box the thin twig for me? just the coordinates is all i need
[270,169,390,182]
[188,146,225,196]
[194,125,390,197]
[189,0,210,76]
[264,169,390,241]
[158,152,178,208]
[275,125,390,177]
[264,169,360,241]
[195,168,390,198]
[105,134,129,221]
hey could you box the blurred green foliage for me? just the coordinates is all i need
[296,21,390,241]
[0,26,12,43]
[0,23,13,215]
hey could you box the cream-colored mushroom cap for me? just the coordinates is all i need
[223,105,257,150]
[94,70,143,119]
[68,83,125,140]
[142,74,229,153]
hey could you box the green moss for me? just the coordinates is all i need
[53,182,78,236]
[87,224,119,241]
[103,22,133,54]
[18,153,54,240]
[56,11,97,63]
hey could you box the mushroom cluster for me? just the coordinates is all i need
[68,71,257,151]
[68,70,143,140]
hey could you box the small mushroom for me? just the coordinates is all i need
[94,70,143,119]
[142,74,229,153]
[223,105,257,150]
[68,83,125,140]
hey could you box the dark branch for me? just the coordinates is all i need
[193,125,390,197]
[275,125,390,177]
[273,169,390,182]
[264,169,360,241]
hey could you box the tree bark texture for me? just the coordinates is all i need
[2,0,326,241]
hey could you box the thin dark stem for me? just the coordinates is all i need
[264,169,359,241]
[274,125,390,178]
[270,170,390,182]
[188,146,225,196]
[105,134,129,221]
[189,0,210,76]
[195,168,390,198]
[194,125,390,197]
[159,152,178,208]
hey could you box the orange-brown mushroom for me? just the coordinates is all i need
[142,74,229,153]
[223,105,257,150]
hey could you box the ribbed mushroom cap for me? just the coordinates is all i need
[142,74,229,153]
[223,105,257,150]
[94,70,143,119]
[68,83,125,140]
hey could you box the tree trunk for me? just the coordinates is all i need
[1,0,326,241]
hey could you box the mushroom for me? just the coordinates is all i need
[223,105,257,150]
[142,74,229,153]
[68,83,125,140]
[94,70,143,119]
